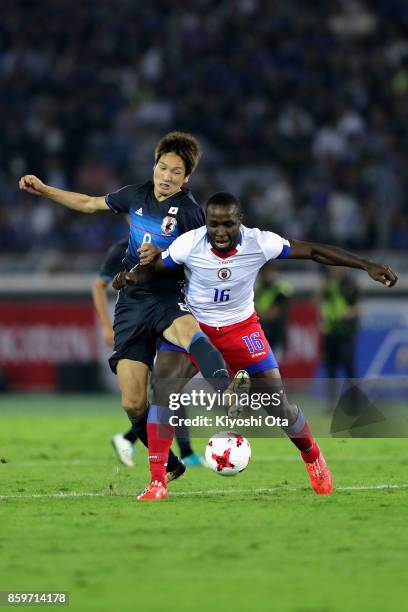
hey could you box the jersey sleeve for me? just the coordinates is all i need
[98,240,128,280]
[257,230,291,261]
[161,230,196,268]
[178,202,205,233]
[105,185,134,214]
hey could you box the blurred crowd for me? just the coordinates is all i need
[1,0,408,266]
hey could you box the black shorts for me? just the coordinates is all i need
[109,285,190,373]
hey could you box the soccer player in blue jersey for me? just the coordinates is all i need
[92,236,205,468]
[19,132,243,500]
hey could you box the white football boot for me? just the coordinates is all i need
[111,433,135,467]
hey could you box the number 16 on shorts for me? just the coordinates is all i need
[242,332,265,353]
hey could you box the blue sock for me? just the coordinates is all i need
[127,412,148,446]
[175,405,194,458]
[188,332,229,391]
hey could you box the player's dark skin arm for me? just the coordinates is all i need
[289,239,398,287]
[112,245,174,290]
[113,239,398,290]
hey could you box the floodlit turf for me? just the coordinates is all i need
[1,394,408,612]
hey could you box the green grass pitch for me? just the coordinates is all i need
[1,394,408,612]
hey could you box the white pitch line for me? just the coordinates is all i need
[1,483,408,501]
[336,483,408,492]
[0,492,110,500]
[3,455,407,467]
[4,459,112,467]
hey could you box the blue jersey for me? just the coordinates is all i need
[105,181,205,271]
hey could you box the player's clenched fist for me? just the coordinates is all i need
[112,271,128,290]
[18,175,48,196]
[366,262,398,287]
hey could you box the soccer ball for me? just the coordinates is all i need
[205,431,251,477]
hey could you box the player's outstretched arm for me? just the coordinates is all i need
[288,239,398,287]
[18,175,108,214]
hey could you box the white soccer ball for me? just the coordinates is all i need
[205,431,251,477]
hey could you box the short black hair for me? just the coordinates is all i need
[155,131,201,176]
[206,192,242,213]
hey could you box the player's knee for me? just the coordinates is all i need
[166,315,199,349]
[122,397,147,418]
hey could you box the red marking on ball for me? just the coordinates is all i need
[211,448,235,472]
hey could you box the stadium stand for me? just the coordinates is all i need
[0,1,407,273]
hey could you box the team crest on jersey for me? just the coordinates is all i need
[161,216,177,234]
[218,268,231,280]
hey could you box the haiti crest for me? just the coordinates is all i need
[218,268,231,280]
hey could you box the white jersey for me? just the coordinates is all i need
[162,225,291,326]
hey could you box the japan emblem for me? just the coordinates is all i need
[161,216,177,234]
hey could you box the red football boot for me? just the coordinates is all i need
[302,448,333,495]
[137,480,168,501]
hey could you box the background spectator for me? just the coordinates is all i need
[319,267,360,412]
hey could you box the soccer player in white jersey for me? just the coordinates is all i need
[121,192,398,498]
